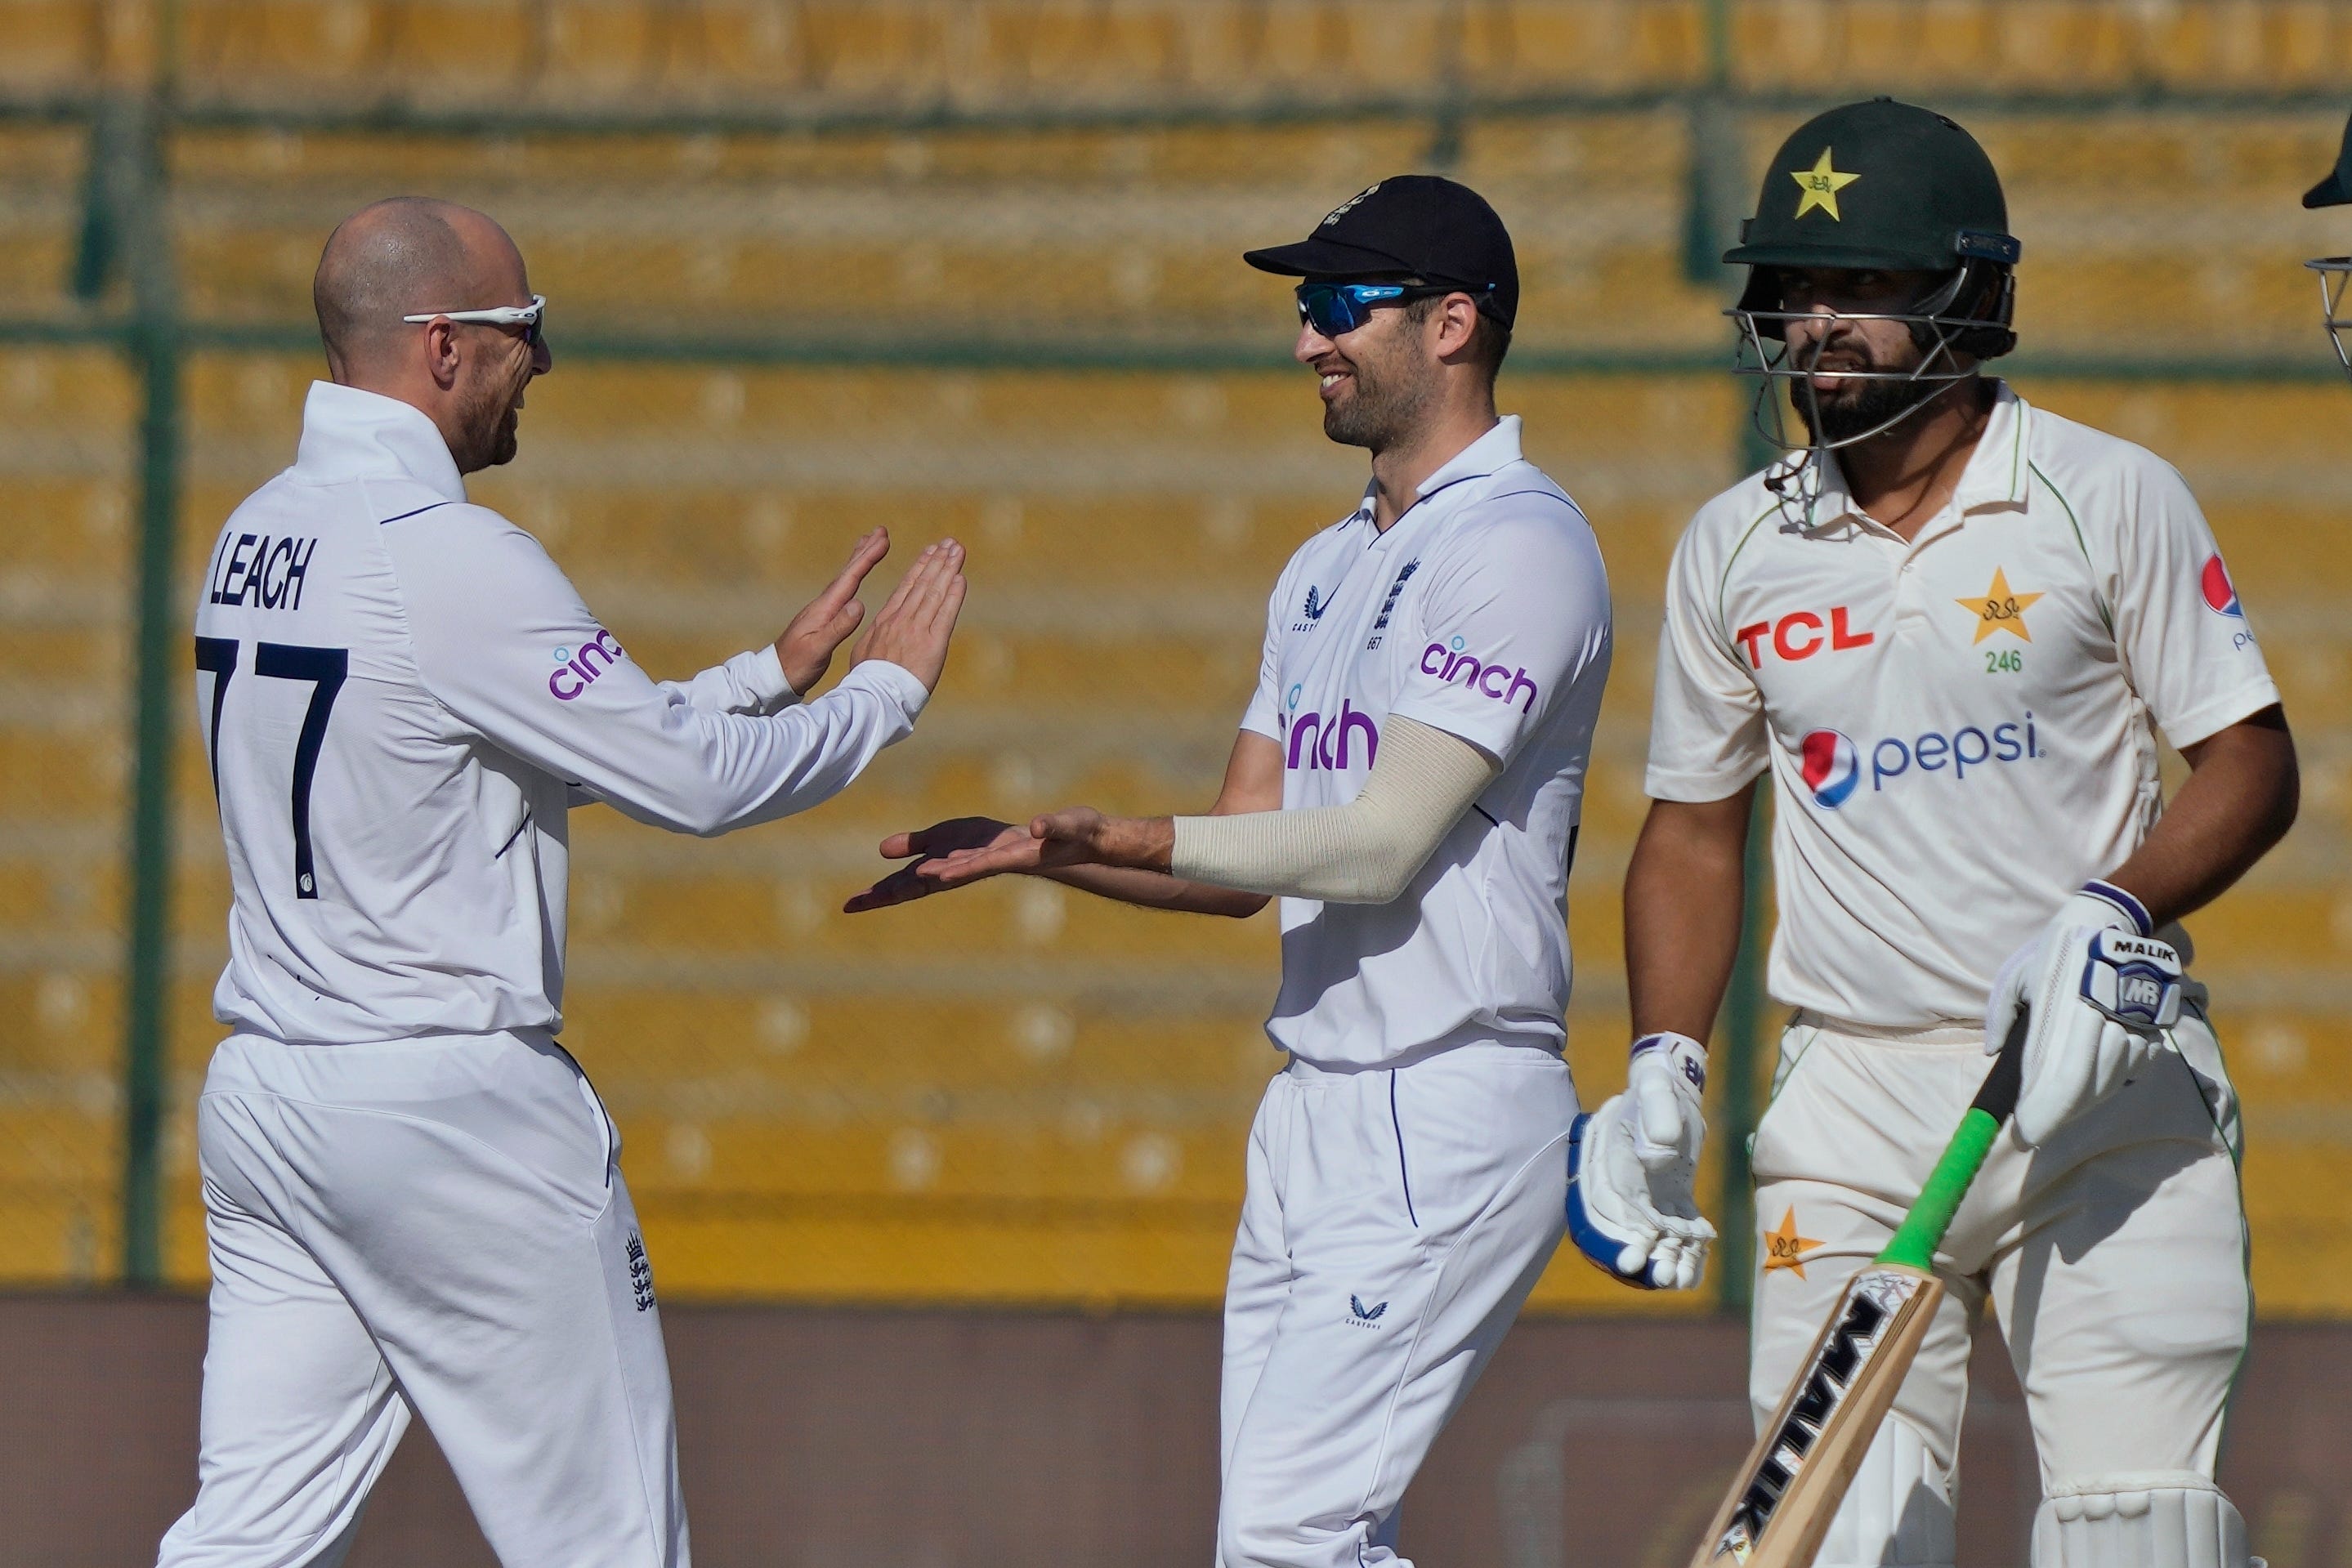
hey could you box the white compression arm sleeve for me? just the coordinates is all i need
[1169,716,1500,903]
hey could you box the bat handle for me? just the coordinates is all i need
[1970,1003,2028,1124]
[1874,1006,2028,1274]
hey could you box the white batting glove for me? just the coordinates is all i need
[1988,882,2185,1146]
[1567,1033,1715,1291]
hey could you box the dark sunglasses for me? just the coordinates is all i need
[1294,281,1457,337]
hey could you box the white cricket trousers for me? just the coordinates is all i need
[1218,1042,1576,1568]
[157,1029,689,1568]
[1749,998,2249,1568]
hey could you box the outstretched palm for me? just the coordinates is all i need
[843,816,1021,913]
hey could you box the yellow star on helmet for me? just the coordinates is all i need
[1763,1208,1822,1277]
[1791,148,1862,221]
[1954,565,2045,644]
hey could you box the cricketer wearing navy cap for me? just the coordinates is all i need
[1243,173,1519,324]
[847,172,1616,1568]
[1243,175,1518,458]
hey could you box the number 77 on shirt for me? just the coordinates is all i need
[1685,1009,2027,1568]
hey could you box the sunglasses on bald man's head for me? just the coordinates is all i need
[1294,281,1458,338]
[402,293,548,350]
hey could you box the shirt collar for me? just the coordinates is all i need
[1951,381,2030,513]
[1415,413,1523,500]
[1796,379,2028,533]
[293,382,467,503]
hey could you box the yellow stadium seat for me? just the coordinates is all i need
[0,1101,114,1188]
[0,727,118,820]
[0,1191,114,1287]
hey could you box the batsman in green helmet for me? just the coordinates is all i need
[1605,97,2297,1568]
[1725,96,2021,507]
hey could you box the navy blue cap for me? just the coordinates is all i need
[1244,175,1518,328]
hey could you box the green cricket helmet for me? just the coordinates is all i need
[2303,107,2352,382]
[1728,97,2021,362]
[1727,99,2022,476]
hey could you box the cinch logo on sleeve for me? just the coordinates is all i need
[1800,713,2044,804]
[1735,607,1874,668]
[1420,637,1540,713]
[549,631,626,700]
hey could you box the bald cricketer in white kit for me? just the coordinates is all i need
[158,198,967,1567]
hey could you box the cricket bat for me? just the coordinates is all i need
[1684,1007,2028,1568]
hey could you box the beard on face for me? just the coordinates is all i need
[1786,332,1958,446]
[1321,334,1433,451]
[452,359,525,471]
[1792,371,1932,445]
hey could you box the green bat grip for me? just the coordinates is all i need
[1874,1007,2028,1273]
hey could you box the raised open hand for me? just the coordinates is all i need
[915,806,1171,888]
[775,528,891,694]
[850,538,968,693]
[843,815,1020,914]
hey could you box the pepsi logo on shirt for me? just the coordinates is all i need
[1798,714,2043,808]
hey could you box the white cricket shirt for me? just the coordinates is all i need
[1238,416,1612,1068]
[195,382,929,1044]
[1648,385,2280,1028]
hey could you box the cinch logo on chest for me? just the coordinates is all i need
[1285,695,1379,771]
[1420,637,1540,712]
[1735,607,1874,668]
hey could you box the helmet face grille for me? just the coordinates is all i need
[1726,261,2015,527]
[2310,258,2352,384]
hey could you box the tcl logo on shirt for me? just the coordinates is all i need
[1735,607,1875,668]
